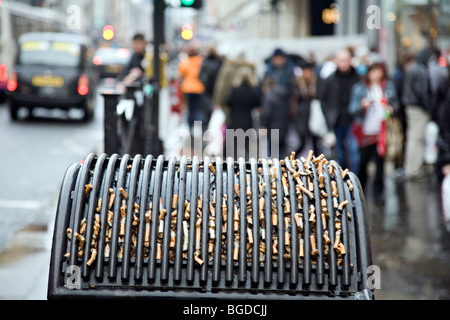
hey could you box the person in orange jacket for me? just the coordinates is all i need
[178,46,206,132]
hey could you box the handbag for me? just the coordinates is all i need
[308,99,328,137]
[377,119,387,158]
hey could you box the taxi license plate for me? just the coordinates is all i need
[32,75,64,88]
[105,65,122,73]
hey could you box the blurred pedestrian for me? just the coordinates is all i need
[177,46,206,132]
[262,48,296,100]
[349,63,398,203]
[199,46,223,122]
[320,49,361,174]
[437,77,450,182]
[226,66,261,159]
[260,77,291,158]
[118,33,146,84]
[402,48,435,181]
[212,52,256,118]
[294,62,322,155]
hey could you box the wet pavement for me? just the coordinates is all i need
[366,164,450,299]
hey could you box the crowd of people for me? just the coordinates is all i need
[175,44,450,203]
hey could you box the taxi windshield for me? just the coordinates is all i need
[19,41,81,67]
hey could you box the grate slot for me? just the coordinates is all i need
[323,163,338,286]
[81,153,107,278]
[148,155,164,280]
[261,158,272,284]
[174,156,187,281]
[310,162,324,285]
[95,153,119,279]
[274,158,285,285]
[332,161,351,287]
[122,155,142,280]
[212,157,223,283]
[250,158,260,284]
[237,158,246,283]
[134,154,154,280]
[109,154,130,278]
[285,158,299,287]
[296,159,311,286]
[187,156,199,282]
[161,156,176,282]
[68,153,96,269]
[225,157,234,282]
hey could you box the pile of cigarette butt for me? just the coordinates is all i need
[65,150,354,268]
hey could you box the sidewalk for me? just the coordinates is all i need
[0,222,53,299]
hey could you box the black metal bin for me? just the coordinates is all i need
[48,152,374,300]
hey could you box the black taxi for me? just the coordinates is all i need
[7,32,95,121]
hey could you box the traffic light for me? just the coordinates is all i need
[180,0,202,9]
[180,24,194,40]
[102,25,114,41]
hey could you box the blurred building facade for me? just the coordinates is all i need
[201,0,449,73]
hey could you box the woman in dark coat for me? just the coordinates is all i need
[226,66,261,131]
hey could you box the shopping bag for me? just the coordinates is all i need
[442,175,450,232]
[308,99,328,137]
[377,119,387,158]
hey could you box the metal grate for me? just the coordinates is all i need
[48,152,373,299]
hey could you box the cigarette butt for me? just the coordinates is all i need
[270,166,277,180]
[247,228,253,245]
[341,168,349,179]
[156,243,162,260]
[194,251,204,265]
[108,189,115,209]
[299,185,314,200]
[213,190,216,205]
[338,200,350,211]
[259,197,265,210]
[310,235,316,251]
[171,209,177,217]
[285,231,290,246]
[284,197,291,213]
[234,184,239,196]
[334,230,341,249]
[209,163,216,175]
[85,184,93,196]
[331,181,338,198]
[338,243,346,255]
[272,242,278,254]
[196,217,202,227]
[119,187,128,199]
[172,194,178,209]
[86,248,97,266]
[282,176,289,196]
[144,224,150,246]
[319,174,324,188]
[259,183,266,195]
[299,239,304,257]
[96,198,102,212]
[294,214,303,230]
[272,213,278,226]
[328,163,334,176]
[321,213,327,230]
[209,202,215,216]
[233,247,239,261]
[290,151,296,161]
[347,179,354,191]
[222,206,228,222]
[324,231,331,244]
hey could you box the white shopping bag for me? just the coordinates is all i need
[309,99,328,138]
[442,175,450,232]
